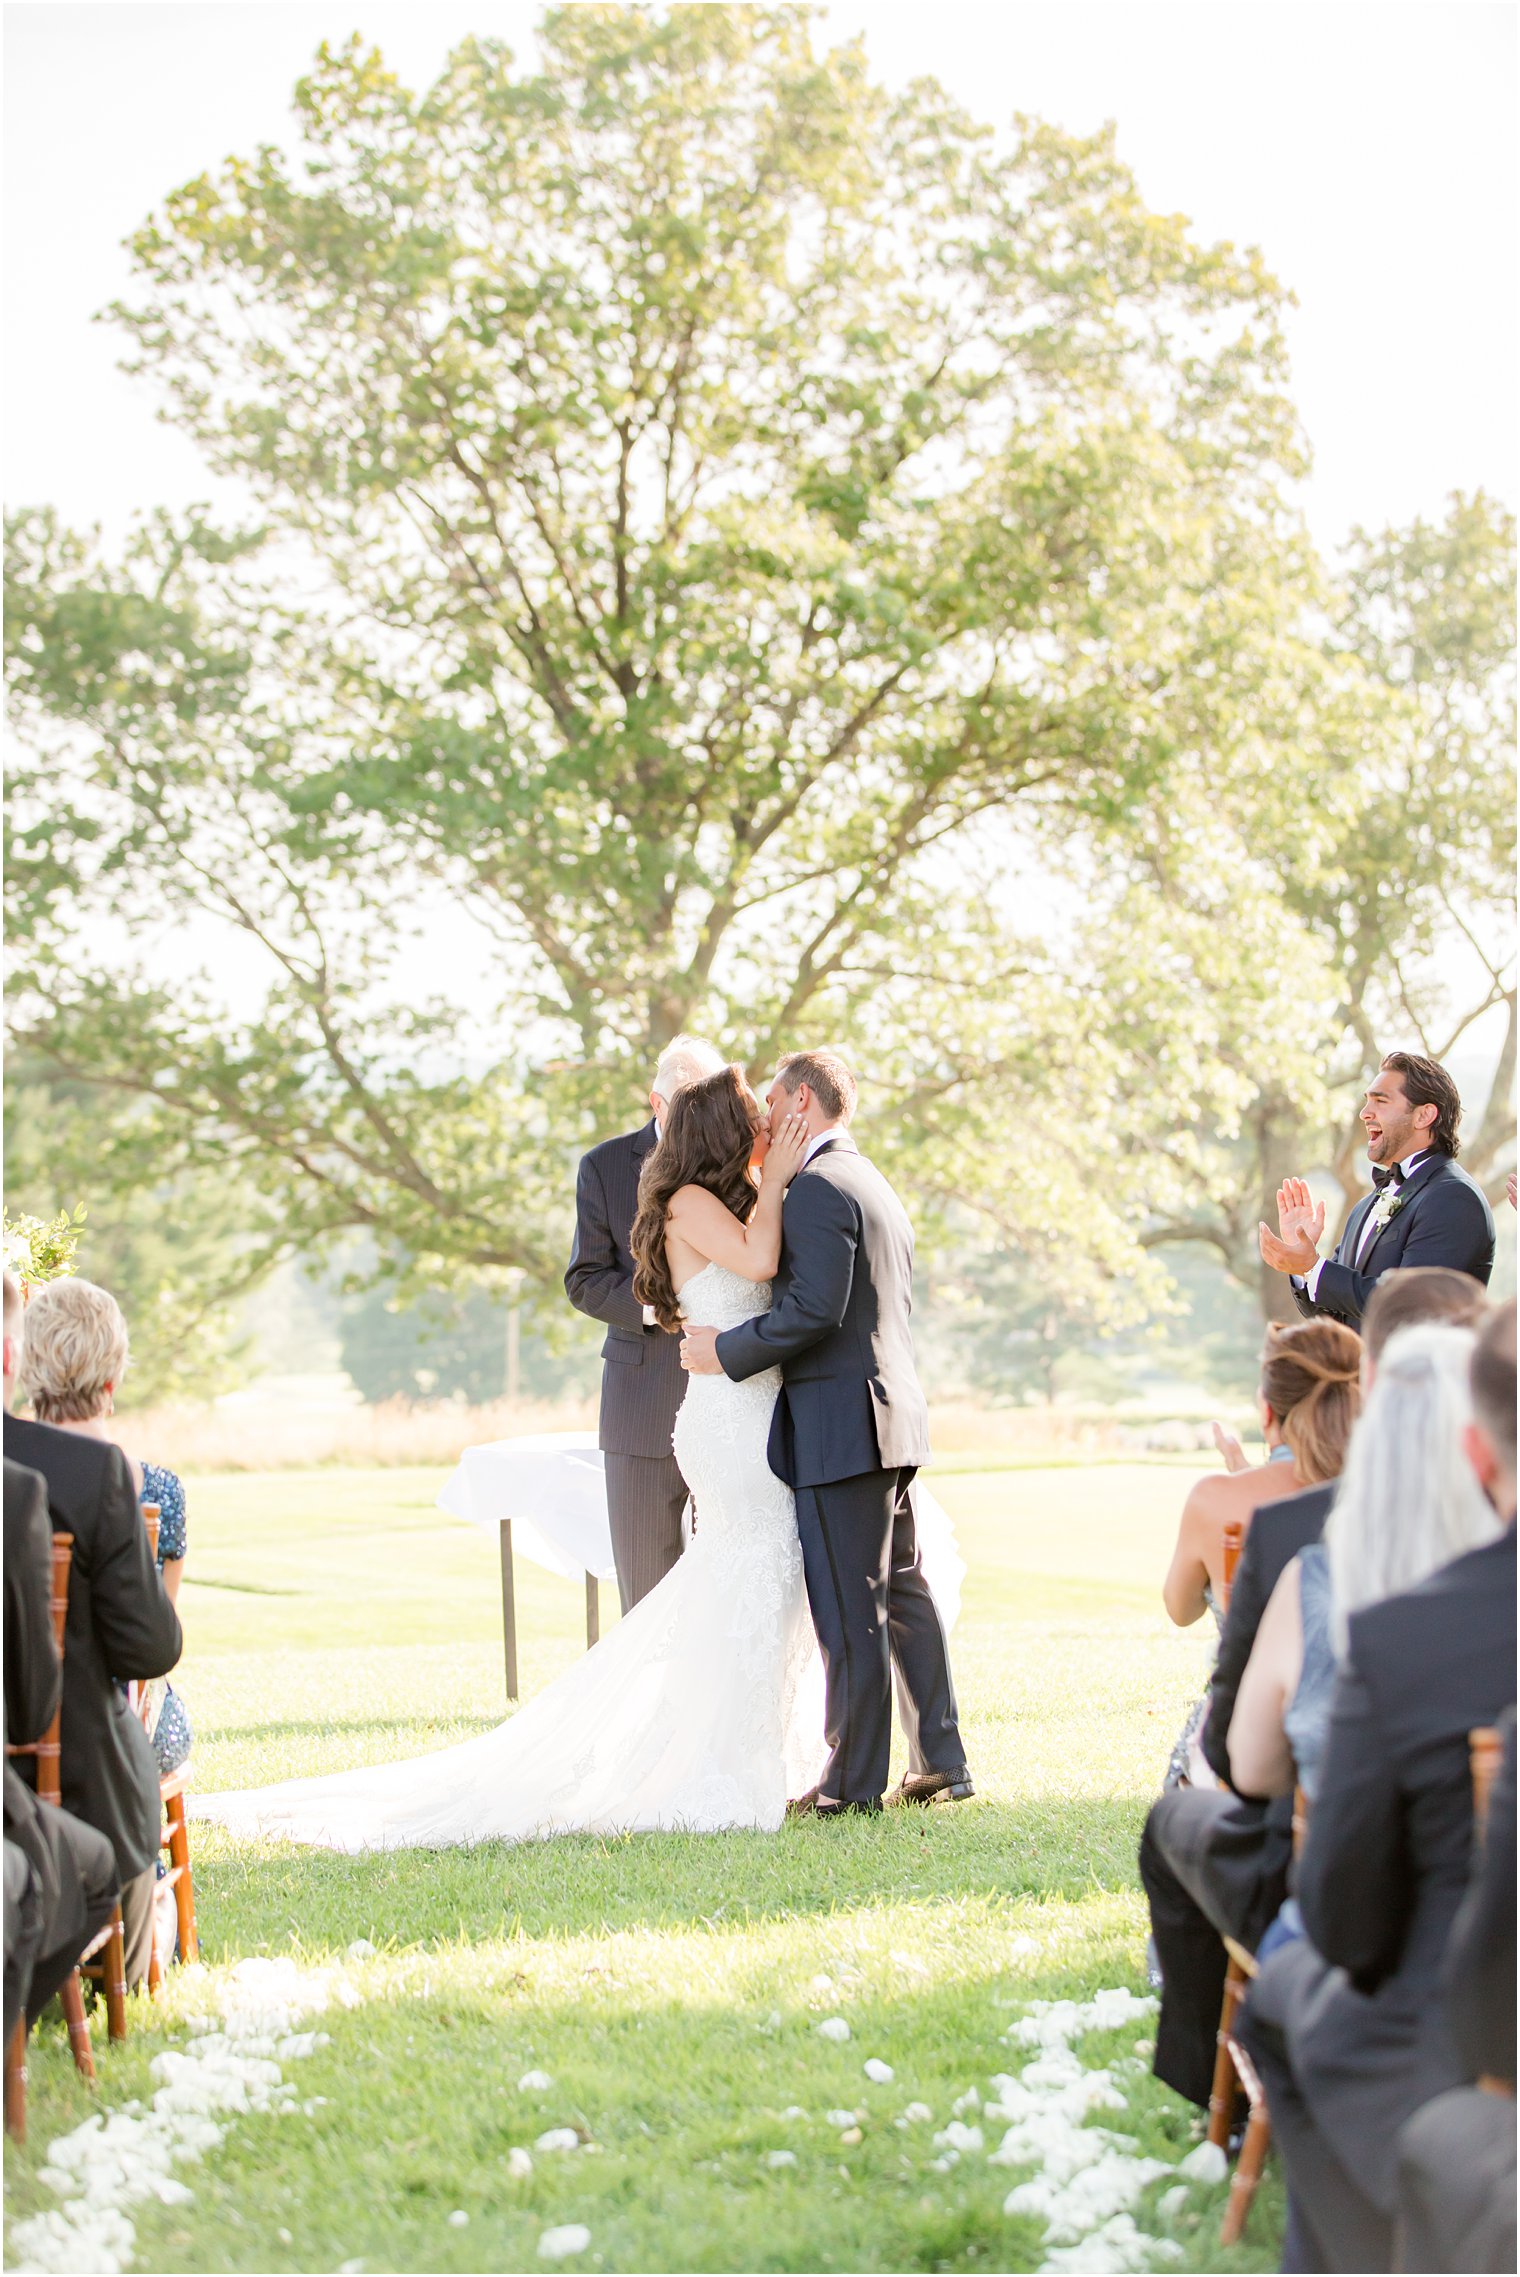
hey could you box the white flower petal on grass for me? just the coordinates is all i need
[951,2087,981,2115]
[765,2149,798,2169]
[779,2105,807,2121]
[518,2069,554,2092]
[505,2148,535,2180]
[339,2262,366,2274]
[889,1950,929,1974]
[899,2101,932,2124]
[447,2210,469,2228]
[809,1973,835,1992]
[933,2120,984,2154]
[816,2016,851,2042]
[1036,2213,1183,2273]
[1176,2139,1228,2185]
[345,1939,377,1960]
[538,2224,592,2261]
[534,2128,581,2154]
[839,2127,863,2147]
[825,2108,859,2128]
[1155,2185,1188,2221]
[863,2059,894,2084]
[1007,1935,1040,1958]
[928,2152,959,2172]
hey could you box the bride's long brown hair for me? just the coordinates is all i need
[630,1066,763,1331]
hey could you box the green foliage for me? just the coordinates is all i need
[0,1199,88,1289]
[336,1276,601,1404]
[3,11,1511,1342]
[3,1069,256,1405]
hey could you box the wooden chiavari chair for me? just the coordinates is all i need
[1469,1725,1512,2103]
[124,1506,199,1993]
[3,1532,103,2135]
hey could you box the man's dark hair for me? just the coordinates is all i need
[1380,1050,1463,1157]
[776,1049,858,1125]
[1470,1298,1517,1480]
[1363,1267,1488,1363]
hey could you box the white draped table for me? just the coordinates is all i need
[437,1433,631,1700]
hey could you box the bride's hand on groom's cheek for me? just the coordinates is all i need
[680,1326,723,1374]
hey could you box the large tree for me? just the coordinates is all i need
[2,7,1425,1324]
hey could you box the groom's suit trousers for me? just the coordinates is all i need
[794,1466,963,1805]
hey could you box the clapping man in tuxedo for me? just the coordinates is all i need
[1260,1052,1495,1328]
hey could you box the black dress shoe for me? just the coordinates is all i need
[884,1767,974,1807]
[816,1795,883,1817]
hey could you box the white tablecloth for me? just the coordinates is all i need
[437,1432,618,1582]
[437,1433,965,1633]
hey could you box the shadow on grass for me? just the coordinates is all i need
[187,1795,1151,1954]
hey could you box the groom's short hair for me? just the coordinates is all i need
[777,1049,858,1125]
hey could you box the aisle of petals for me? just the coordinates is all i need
[8,1953,364,2276]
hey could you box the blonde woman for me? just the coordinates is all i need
[1160,1318,1362,1787]
[22,1279,192,1774]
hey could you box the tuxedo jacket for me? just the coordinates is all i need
[714,1134,931,1489]
[3,1417,181,1881]
[1201,1482,1336,1789]
[1290,1525,1516,2201]
[565,1120,685,1461]
[1293,1154,1495,1328]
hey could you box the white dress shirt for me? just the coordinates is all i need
[1298,1149,1434,1302]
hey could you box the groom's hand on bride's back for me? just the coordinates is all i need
[680,1325,724,1374]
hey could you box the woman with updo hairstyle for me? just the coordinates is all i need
[1159,1316,1362,1787]
[22,1278,193,1776]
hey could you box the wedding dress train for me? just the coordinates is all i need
[193,1264,962,1851]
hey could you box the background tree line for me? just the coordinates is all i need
[4,7,1513,1405]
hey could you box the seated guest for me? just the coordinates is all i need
[1259,1051,1495,1327]
[5,1449,119,2036]
[1160,1319,1360,1788]
[1141,1325,1360,2108]
[1139,1271,1484,2112]
[1229,1322,1501,1808]
[1238,1299,1517,2273]
[2,1275,181,1996]
[19,1279,193,1776]
[1394,1705,1515,2274]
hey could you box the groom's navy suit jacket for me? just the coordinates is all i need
[713,1134,931,1487]
[1291,1154,1495,1329]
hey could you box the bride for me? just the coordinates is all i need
[195,1067,960,1850]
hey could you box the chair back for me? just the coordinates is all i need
[3,1533,74,1806]
[1470,1725,1503,1842]
[1220,1517,1245,1616]
[1291,1782,1310,1858]
[130,1506,162,1730]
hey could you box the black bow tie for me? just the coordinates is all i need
[1371,1163,1406,1190]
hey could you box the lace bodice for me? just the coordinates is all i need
[678,1261,771,1331]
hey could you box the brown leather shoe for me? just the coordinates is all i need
[884,1767,974,1807]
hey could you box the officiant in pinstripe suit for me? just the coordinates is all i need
[565,1037,725,1610]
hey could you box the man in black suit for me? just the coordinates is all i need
[1140,1266,1489,2109]
[1394,1705,1515,2273]
[1237,1299,1517,2272]
[679,1049,966,1815]
[4,1451,118,2032]
[2,1274,182,1993]
[1260,1051,1495,1327]
[566,1035,723,1611]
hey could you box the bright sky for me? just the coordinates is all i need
[4,0,1516,553]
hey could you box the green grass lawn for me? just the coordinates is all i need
[4,1460,1283,2273]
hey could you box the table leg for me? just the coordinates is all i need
[585,1573,599,1650]
[499,1519,519,1703]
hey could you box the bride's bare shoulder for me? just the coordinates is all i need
[667,1183,736,1220]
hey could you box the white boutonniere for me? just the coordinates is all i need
[1367,1190,1407,1236]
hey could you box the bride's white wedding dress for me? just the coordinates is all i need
[194,1264,962,1851]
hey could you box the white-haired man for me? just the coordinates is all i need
[566,1036,725,1609]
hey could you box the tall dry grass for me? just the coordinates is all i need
[110,1393,1217,1473]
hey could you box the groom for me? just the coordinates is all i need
[678,1049,969,1817]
